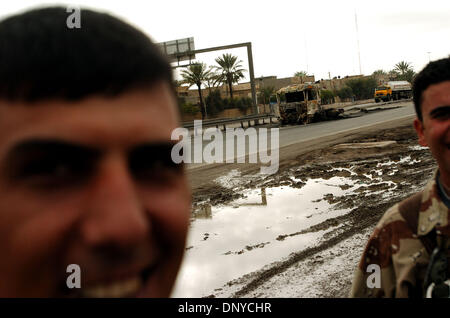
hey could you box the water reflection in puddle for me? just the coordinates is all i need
[172,177,357,298]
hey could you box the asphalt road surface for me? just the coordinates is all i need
[277,101,414,148]
[185,101,415,169]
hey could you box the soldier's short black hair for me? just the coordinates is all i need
[413,57,450,121]
[0,6,172,102]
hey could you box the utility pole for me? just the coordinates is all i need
[304,37,309,74]
[328,71,332,90]
[355,10,362,75]
[328,71,335,91]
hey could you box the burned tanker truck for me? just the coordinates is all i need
[274,83,343,125]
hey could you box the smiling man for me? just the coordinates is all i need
[351,58,450,298]
[0,7,191,297]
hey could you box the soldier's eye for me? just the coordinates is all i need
[430,106,450,120]
[4,140,99,188]
[129,143,183,186]
[14,157,93,186]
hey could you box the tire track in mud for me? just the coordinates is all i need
[192,122,435,297]
[231,198,409,297]
[223,154,434,297]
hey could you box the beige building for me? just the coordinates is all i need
[318,74,367,91]
[177,75,318,104]
[256,75,316,92]
[178,73,381,106]
[176,85,203,105]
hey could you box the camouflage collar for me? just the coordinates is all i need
[417,170,450,236]
[436,172,450,207]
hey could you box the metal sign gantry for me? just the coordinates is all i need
[163,41,259,115]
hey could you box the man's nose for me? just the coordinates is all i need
[79,154,149,249]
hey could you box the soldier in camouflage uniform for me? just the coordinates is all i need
[350,58,450,298]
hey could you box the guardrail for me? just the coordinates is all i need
[182,113,278,130]
[342,97,413,112]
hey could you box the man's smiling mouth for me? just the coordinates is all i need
[82,276,142,298]
[61,262,157,298]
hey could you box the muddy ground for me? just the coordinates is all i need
[186,120,436,298]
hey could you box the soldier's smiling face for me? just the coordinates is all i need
[0,81,191,297]
[414,80,450,187]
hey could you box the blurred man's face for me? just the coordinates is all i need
[0,81,191,297]
[414,80,450,187]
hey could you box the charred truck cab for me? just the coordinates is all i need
[275,83,323,125]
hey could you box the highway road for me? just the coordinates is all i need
[277,101,415,148]
[184,101,415,168]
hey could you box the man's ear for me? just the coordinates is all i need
[414,118,428,147]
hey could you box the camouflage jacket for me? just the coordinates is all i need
[350,171,450,298]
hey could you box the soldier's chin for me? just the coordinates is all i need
[59,263,159,298]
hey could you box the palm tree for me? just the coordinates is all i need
[388,70,399,81]
[393,61,416,83]
[405,69,416,83]
[372,69,387,84]
[214,53,246,99]
[259,86,275,113]
[172,79,181,95]
[294,71,308,77]
[204,68,224,95]
[372,69,387,76]
[394,61,413,76]
[180,63,211,119]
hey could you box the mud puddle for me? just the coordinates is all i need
[173,180,350,297]
[173,162,412,297]
[175,124,437,298]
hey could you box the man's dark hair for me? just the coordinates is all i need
[0,7,173,102]
[413,57,450,121]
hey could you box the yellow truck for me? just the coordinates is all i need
[374,81,412,103]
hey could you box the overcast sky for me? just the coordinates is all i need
[2,0,450,82]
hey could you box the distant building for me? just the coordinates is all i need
[176,85,203,105]
[372,73,390,85]
[318,74,372,91]
[256,75,316,92]
[176,75,317,103]
[177,73,379,105]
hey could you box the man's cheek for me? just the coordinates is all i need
[431,121,450,137]
[5,201,80,276]
[150,196,190,229]
[145,190,191,241]
[143,181,191,215]
[2,220,67,296]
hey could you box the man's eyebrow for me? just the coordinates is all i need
[6,140,179,159]
[129,142,183,169]
[129,142,178,156]
[429,105,450,117]
[4,139,100,160]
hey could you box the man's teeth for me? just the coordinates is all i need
[82,277,142,298]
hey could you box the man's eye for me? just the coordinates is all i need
[431,108,450,120]
[131,159,183,183]
[23,161,70,177]
[129,144,184,185]
[130,158,183,185]
[14,158,92,187]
